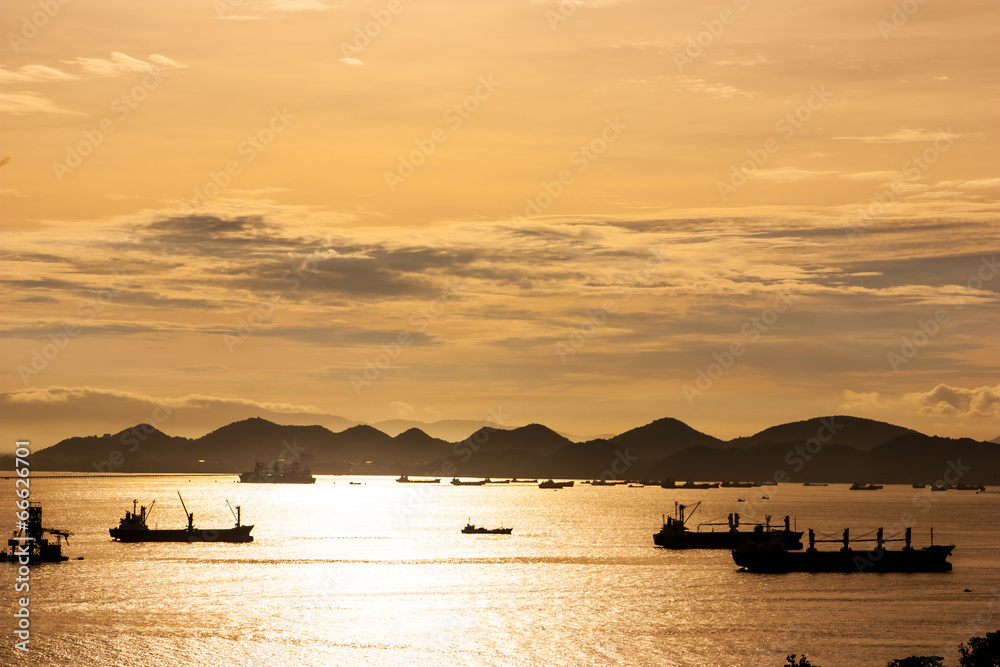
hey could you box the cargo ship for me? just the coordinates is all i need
[396,475,441,483]
[109,494,253,543]
[2,503,75,564]
[461,521,512,535]
[239,459,315,484]
[732,526,953,573]
[661,479,720,489]
[451,477,488,486]
[653,502,803,550]
[538,479,574,489]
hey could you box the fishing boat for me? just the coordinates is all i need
[109,494,253,543]
[849,483,883,490]
[461,521,512,535]
[661,479,720,489]
[538,479,574,489]
[653,502,802,550]
[1,503,76,564]
[239,458,315,484]
[396,475,441,483]
[451,477,488,486]
[732,527,954,573]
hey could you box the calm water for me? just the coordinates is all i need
[3,477,998,666]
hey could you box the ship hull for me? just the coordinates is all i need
[110,525,254,543]
[732,545,954,573]
[654,529,803,550]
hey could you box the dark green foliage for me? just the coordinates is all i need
[786,655,818,667]
[886,657,944,667]
[959,630,1000,667]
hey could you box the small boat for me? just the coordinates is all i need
[109,494,253,543]
[396,475,441,484]
[733,527,954,573]
[661,479,720,489]
[849,483,883,490]
[802,482,829,487]
[349,481,363,485]
[2,503,76,564]
[628,484,644,488]
[653,502,802,550]
[538,479,574,489]
[451,477,488,486]
[588,479,625,486]
[931,484,948,492]
[461,521,512,535]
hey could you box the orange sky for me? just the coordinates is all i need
[2,0,999,450]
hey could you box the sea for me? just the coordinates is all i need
[2,477,998,667]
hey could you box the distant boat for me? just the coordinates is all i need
[802,482,829,487]
[509,478,538,484]
[628,484,644,488]
[461,521,512,535]
[109,494,253,543]
[931,484,948,492]
[239,459,315,484]
[849,483,883,490]
[1,502,74,563]
[721,481,758,488]
[912,483,926,488]
[733,527,954,573]
[588,479,625,486]
[396,475,441,484]
[661,479,720,489]
[451,477,488,486]
[538,479,574,489]
[653,501,802,550]
[952,483,986,491]
[349,481,363,485]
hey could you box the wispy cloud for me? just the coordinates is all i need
[833,128,959,144]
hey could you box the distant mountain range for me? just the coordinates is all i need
[7,415,998,485]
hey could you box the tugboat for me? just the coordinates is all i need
[2,503,75,564]
[661,479,720,489]
[239,458,315,484]
[732,527,954,573]
[396,475,441,483]
[538,479,574,489]
[461,520,513,535]
[109,494,253,543]
[653,502,803,550]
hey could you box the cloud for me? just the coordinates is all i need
[832,128,958,144]
[677,76,757,99]
[841,390,882,410]
[750,167,839,182]
[904,384,1000,418]
[339,58,364,67]
[0,91,80,115]
[0,65,77,83]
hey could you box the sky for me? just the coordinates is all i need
[2,0,999,451]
